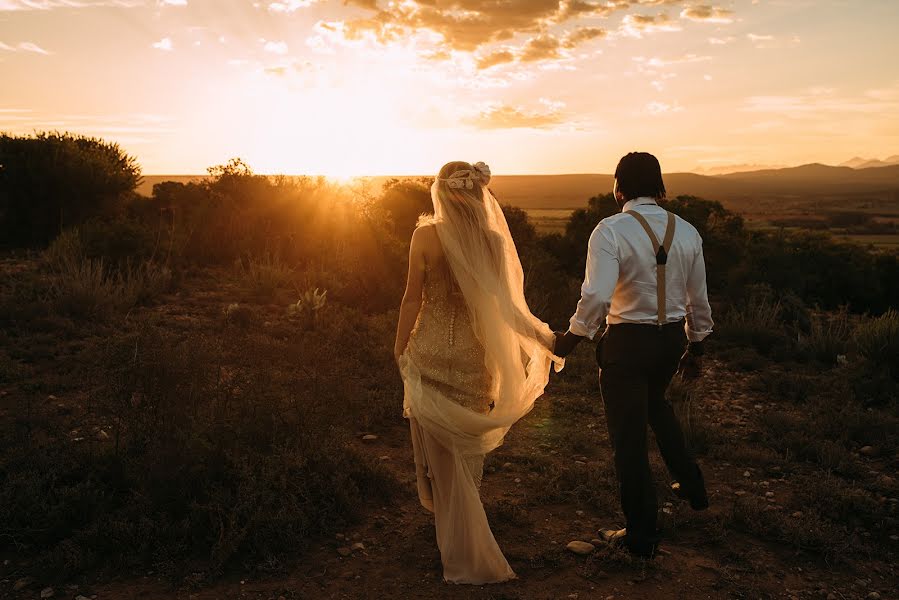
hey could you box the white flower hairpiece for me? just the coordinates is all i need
[437,161,492,189]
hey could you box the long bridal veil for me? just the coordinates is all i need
[400,162,563,458]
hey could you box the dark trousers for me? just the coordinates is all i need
[597,320,705,552]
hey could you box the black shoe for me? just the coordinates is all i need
[671,481,709,511]
[598,527,656,559]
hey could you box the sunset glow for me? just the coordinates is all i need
[1,0,897,175]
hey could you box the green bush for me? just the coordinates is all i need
[0,132,140,247]
[0,323,398,581]
[47,257,171,320]
[854,309,899,379]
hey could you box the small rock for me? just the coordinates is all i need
[867,593,881,600]
[351,542,365,551]
[743,471,751,478]
[514,478,522,484]
[502,462,513,469]
[859,446,879,457]
[566,540,595,555]
[378,455,390,461]
[878,474,896,487]
[96,430,110,441]
[362,434,378,441]
[13,578,33,591]
[40,588,54,599]
[337,547,352,557]
[827,594,837,600]
[765,491,775,498]
[791,511,803,518]
[590,538,603,546]
[575,510,584,516]
[734,490,747,496]
[47,394,58,401]
[75,596,91,600]
[574,460,586,466]
[335,533,345,540]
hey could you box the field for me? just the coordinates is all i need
[2,254,898,599]
[3,142,899,599]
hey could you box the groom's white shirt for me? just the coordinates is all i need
[568,197,714,342]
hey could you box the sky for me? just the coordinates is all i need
[1,0,898,176]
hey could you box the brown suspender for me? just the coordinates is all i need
[624,210,676,325]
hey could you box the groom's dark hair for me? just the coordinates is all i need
[614,152,666,200]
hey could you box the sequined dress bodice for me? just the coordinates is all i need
[407,263,493,414]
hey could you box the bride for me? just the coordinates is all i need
[393,160,562,584]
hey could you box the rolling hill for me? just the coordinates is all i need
[138,163,899,213]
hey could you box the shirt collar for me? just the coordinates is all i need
[622,197,659,212]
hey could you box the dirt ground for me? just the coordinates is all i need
[79,362,896,600]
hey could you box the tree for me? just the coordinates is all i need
[378,178,433,241]
[0,132,141,247]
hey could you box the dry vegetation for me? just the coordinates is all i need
[1,133,898,599]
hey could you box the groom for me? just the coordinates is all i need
[554,152,713,558]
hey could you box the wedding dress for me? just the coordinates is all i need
[399,163,562,584]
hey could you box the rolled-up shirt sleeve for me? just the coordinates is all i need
[685,233,714,342]
[568,223,618,339]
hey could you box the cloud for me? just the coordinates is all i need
[746,33,773,42]
[520,34,562,63]
[476,49,515,70]
[305,1,686,59]
[563,26,606,48]
[157,0,186,6]
[619,13,681,37]
[680,5,733,23]
[645,100,684,115]
[263,40,289,54]
[0,0,142,9]
[0,40,51,54]
[152,37,173,51]
[267,0,316,12]
[465,100,566,130]
[708,36,734,45]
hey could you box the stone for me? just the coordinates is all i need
[743,471,751,478]
[514,478,522,483]
[859,446,879,457]
[574,460,586,466]
[362,434,378,441]
[590,538,603,546]
[351,542,365,551]
[96,430,110,441]
[765,491,775,498]
[792,511,804,518]
[503,462,513,469]
[337,547,351,557]
[75,596,91,600]
[867,593,881,600]
[878,474,895,486]
[575,510,584,516]
[40,588,54,599]
[566,541,595,555]
[13,578,33,591]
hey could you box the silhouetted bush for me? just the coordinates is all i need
[0,132,140,247]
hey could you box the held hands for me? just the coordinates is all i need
[553,330,583,359]
[677,351,703,381]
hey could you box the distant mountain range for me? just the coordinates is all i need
[839,155,899,169]
[138,162,899,210]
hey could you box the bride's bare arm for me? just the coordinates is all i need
[394,228,427,362]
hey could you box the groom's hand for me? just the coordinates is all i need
[677,345,704,381]
[553,330,583,358]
